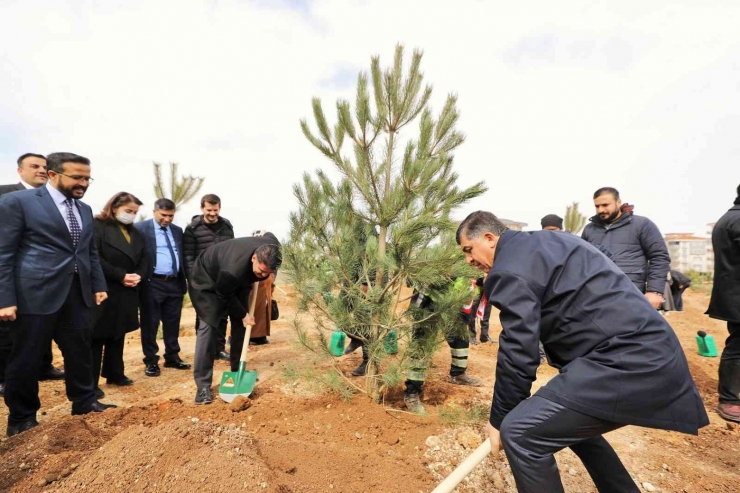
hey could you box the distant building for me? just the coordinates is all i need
[501,218,528,231]
[664,232,714,274]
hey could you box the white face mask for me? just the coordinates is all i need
[116,211,136,225]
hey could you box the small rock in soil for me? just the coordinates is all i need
[285,467,297,475]
[425,436,441,448]
[568,468,576,476]
[642,482,656,492]
[230,396,252,412]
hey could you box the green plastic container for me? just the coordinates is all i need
[383,329,398,355]
[696,330,718,357]
[329,331,346,357]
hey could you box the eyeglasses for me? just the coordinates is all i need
[56,173,94,183]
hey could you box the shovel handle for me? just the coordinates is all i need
[431,439,492,493]
[238,282,261,365]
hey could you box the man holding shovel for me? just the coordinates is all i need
[188,233,281,405]
[455,211,708,493]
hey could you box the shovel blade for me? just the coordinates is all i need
[219,369,258,402]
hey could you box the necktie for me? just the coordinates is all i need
[65,199,81,272]
[161,227,178,276]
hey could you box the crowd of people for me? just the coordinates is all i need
[0,152,281,436]
[1,152,738,492]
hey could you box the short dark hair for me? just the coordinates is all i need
[154,198,176,211]
[17,153,46,166]
[456,211,508,244]
[96,192,143,223]
[255,243,282,270]
[46,152,90,173]
[201,194,221,208]
[593,187,620,200]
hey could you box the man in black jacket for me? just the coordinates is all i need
[183,194,235,361]
[457,211,708,493]
[189,234,281,404]
[0,154,64,399]
[706,184,740,423]
[582,187,670,309]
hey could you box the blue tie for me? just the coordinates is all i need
[161,227,178,276]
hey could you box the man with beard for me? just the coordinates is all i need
[0,154,65,398]
[183,194,235,360]
[706,184,740,423]
[0,152,117,437]
[582,187,670,309]
[457,211,708,492]
[188,234,281,404]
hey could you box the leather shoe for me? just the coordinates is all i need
[39,366,65,381]
[195,387,213,405]
[249,337,269,346]
[72,401,118,416]
[717,402,740,423]
[6,419,39,437]
[95,386,105,399]
[216,350,230,361]
[145,364,161,377]
[107,376,134,386]
[164,360,191,370]
[0,382,5,397]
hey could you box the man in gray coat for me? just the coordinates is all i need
[582,187,670,309]
[457,211,708,493]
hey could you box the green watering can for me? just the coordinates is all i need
[696,330,718,357]
[329,331,346,357]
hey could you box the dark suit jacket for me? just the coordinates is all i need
[189,234,280,328]
[134,219,187,295]
[485,229,708,435]
[92,219,147,339]
[0,183,25,196]
[0,186,107,314]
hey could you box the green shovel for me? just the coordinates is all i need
[220,282,260,403]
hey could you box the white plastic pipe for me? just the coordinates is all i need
[431,438,492,493]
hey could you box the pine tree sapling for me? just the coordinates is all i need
[565,202,587,234]
[152,162,205,210]
[285,44,487,401]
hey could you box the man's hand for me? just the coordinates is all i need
[645,292,663,309]
[243,314,256,326]
[95,292,108,305]
[485,422,502,457]
[0,306,18,322]
[123,273,141,287]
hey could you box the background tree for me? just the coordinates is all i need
[564,201,587,234]
[152,162,205,210]
[285,44,487,401]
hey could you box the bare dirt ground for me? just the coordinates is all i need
[1,287,739,492]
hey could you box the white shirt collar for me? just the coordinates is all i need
[20,179,35,190]
[46,182,71,205]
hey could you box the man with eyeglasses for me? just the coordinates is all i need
[0,152,117,437]
[0,154,66,397]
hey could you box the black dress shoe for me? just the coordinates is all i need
[249,337,269,346]
[145,364,161,377]
[107,376,134,386]
[39,366,65,381]
[95,386,105,399]
[72,401,118,416]
[163,360,191,370]
[7,419,39,437]
[216,350,230,361]
[194,387,212,405]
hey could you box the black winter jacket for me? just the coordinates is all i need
[706,203,740,322]
[581,212,670,293]
[183,215,235,277]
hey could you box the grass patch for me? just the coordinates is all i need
[439,402,490,427]
[282,362,300,382]
[283,364,355,402]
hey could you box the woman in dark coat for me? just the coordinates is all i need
[92,192,147,396]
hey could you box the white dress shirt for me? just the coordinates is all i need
[46,183,82,233]
[20,179,35,190]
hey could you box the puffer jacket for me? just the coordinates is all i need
[581,212,670,293]
[183,215,235,277]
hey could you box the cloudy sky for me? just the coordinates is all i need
[1,0,737,238]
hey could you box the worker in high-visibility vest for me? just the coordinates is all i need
[404,278,483,414]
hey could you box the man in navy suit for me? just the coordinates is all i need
[135,199,191,377]
[456,211,708,492]
[0,152,117,437]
